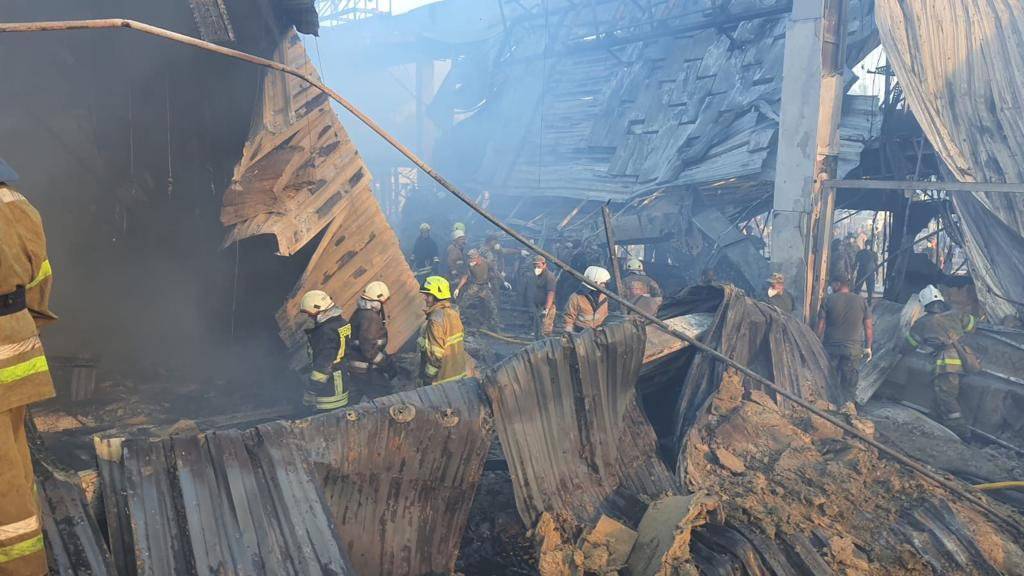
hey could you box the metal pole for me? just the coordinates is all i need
[1,19,1020,536]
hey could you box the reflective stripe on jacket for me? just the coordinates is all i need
[349,305,388,372]
[906,310,977,375]
[0,185,55,413]
[419,300,466,384]
[562,290,609,333]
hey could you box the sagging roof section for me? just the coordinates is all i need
[438,0,879,202]
[877,0,1024,322]
[485,321,680,527]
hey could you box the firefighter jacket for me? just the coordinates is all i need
[349,301,388,373]
[418,300,466,384]
[0,185,55,414]
[562,289,609,333]
[305,307,351,409]
[906,310,977,375]
[0,184,54,574]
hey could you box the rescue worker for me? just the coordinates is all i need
[411,223,439,273]
[622,258,663,312]
[299,290,351,411]
[348,281,396,395]
[447,229,468,282]
[816,273,873,404]
[0,159,55,575]
[829,234,858,285]
[853,242,878,301]
[563,266,611,333]
[765,272,796,315]
[418,276,467,385]
[527,255,557,338]
[455,249,498,329]
[904,285,978,438]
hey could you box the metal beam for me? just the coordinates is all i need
[825,179,1024,194]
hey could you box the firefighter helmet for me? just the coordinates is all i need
[419,222,431,232]
[625,258,643,272]
[420,276,452,300]
[452,229,466,241]
[918,284,945,306]
[583,266,611,287]
[453,222,466,233]
[300,290,334,314]
[362,281,390,302]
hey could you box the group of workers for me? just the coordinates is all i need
[764,262,975,439]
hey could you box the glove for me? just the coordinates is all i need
[863,347,873,362]
[503,281,512,291]
[381,357,399,380]
[453,288,461,299]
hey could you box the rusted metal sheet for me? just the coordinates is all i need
[188,0,235,43]
[484,321,680,528]
[222,30,371,257]
[283,379,494,576]
[275,183,422,368]
[97,428,354,576]
[37,459,117,576]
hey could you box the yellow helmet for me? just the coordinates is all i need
[300,290,334,314]
[420,275,452,300]
[453,222,466,233]
[362,280,390,302]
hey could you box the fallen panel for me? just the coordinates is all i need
[37,459,116,576]
[280,380,494,576]
[97,428,354,576]
[274,184,423,368]
[484,320,679,528]
[223,30,372,256]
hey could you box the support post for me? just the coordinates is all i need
[602,204,624,310]
[770,0,848,322]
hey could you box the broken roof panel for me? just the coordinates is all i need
[484,320,680,528]
[438,0,879,202]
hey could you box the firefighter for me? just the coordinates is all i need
[904,285,978,439]
[411,223,439,274]
[622,258,663,312]
[447,229,468,282]
[299,290,351,411]
[348,281,396,395]
[455,249,498,329]
[563,266,611,333]
[0,159,55,575]
[418,276,467,385]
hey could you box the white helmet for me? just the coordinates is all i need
[362,281,390,302]
[583,266,612,287]
[918,285,945,306]
[300,290,334,314]
[452,229,466,240]
[625,258,643,272]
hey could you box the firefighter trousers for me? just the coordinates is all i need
[0,406,46,575]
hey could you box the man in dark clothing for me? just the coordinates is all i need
[411,223,439,273]
[853,244,878,300]
[447,229,468,283]
[904,285,978,438]
[816,274,873,405]
[526,255,557,338]
[348,281,396,397]
[455,249,497,329]
[622,258,663,313]
[299,290,352,411]
[829,235,857,285]
[765,272,796,315]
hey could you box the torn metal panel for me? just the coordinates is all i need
[97,428,355,576]
[37,459,117,576]
[484,321,680,528]
[222,30,372,257]
[275,184,422,368]
[877,0,1024,321]
[657,284,832,463]
[283,379,493,576]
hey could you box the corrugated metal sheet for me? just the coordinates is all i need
[877,0,1024,322]
[275,184,423,368]
[38,459,117,576]
[284,380,493,576]
[484,320,680,528]
[96,427,355,576]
